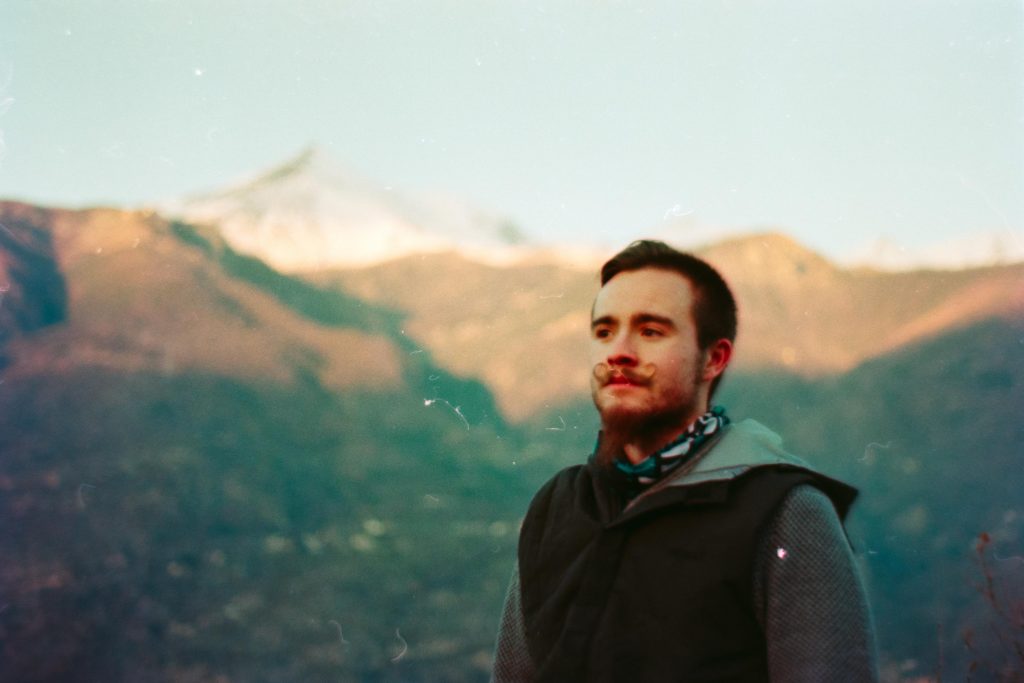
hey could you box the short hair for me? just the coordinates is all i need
[600,240,738,396]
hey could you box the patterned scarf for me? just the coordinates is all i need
[608,406,730,498]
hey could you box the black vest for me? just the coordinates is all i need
[518,460,856,682]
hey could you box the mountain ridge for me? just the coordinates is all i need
[150,146,1023,273]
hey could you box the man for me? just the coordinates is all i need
[492,240,878,682]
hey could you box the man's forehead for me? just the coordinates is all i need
[591,268,694,319]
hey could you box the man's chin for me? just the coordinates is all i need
[598,405,669,434]
[597,406,646,430]
[595,401,694,437]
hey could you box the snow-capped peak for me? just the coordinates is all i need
[845,230,1024,271]
[156,147,527,271]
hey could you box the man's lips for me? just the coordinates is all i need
[593,362,656,386]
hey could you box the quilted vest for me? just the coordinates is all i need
[518,460,856,682]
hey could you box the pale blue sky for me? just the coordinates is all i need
[1,0,1021,258]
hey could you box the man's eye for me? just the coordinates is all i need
[641,328,663,337]
[594,328,611,339]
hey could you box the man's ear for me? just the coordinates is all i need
[702,338,733,382]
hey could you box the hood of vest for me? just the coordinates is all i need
[615,419,857,523]
[679,418,814,484]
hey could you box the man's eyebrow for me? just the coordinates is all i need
[632,313,676,328]
[591,313,676,329]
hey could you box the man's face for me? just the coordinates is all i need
[589,268,710,433]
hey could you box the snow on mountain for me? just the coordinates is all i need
[156,147,528,271]
[844,230,1024,271]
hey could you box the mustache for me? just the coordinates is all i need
[593,362,657,385]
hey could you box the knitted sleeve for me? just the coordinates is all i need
[491,564,536,682]
[754,484,880,682]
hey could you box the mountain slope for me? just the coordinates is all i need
[0,203,405,393]
[723,317,1024,681]
[324,234,1024,420]
[0,200,521,682]
[0,204,68,352]
[528,316,1024,681]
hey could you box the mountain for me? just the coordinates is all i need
[157,147,527,271]
[722,317,1024,682]
[0,202,407,394]
[1,200,1021,681]
[323,232,1024,420]
[0,200,520,682]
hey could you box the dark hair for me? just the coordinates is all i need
[600,239,738,395]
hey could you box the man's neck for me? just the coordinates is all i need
[619,428,684,465]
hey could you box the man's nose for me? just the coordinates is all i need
[607,333,638,366]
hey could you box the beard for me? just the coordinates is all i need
[590,357,706,462]
[593,405,697,464]
[596,394,698,440]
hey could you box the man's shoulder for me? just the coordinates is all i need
[518,463,602,562]
[685,418,859,518]
[682,418,837,486]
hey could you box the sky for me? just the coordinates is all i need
[1,0,1021,259]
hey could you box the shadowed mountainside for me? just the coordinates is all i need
[0,207,67,362]
[0,201,522,682]
[537,317,1024,681]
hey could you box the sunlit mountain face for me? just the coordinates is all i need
[324,231,1024,421]
[1,173,1022,682]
